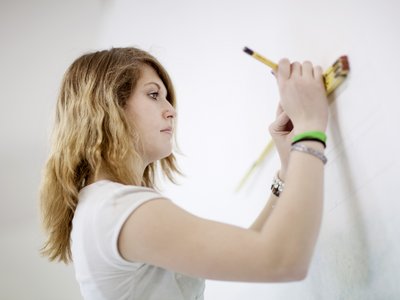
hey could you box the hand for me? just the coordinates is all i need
[275,59,329,135]
[268,103,294,180]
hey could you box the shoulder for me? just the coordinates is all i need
[78,180,168,208]
[75,180,170,236]
[79,180,160,197]
[73,180,170,265]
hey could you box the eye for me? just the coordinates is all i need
[148,92,160,100]
[148,92,159,100]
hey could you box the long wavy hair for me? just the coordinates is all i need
[40,47,183,264]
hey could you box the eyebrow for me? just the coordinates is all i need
[144,82,168,95]
[144,82,163,89]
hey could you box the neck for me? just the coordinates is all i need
[86,162,148,187]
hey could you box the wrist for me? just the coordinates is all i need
[293,124,326,136]
[294,140,325,151]
[291,142,327,164]
[271,171,285,197]
[278,168,287,181]
[292,130,327,148]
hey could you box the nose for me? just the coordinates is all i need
[164,101,176,119]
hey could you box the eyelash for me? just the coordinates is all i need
[148,92,159,100]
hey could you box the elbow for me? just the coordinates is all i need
[257,241,313,282]
[287,262,310,281]
[273,264,309,282]
[290,266,308,281]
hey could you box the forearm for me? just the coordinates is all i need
[249,193,277,231]
[260,141,325,271]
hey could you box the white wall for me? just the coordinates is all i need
[0,0,106,299]
[1,0,399,299]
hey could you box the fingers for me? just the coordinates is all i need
[277,58,290,81]
[314,65,323,79]
[277,111,290,126]
[277,58,324,82]
[277,59,316,79]
[269,110,291,133]
[302,61,313,77]
[291,62,301,78]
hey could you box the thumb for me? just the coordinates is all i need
[269,111,291,134]
[276,102,284,118]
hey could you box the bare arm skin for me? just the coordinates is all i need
[118,59,329,282]
[249,193,278,232]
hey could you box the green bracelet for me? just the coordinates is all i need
[292,131,327,144]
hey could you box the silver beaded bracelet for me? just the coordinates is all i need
[271,172,285,197]
[291,143,328,165]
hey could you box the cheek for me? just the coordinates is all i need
[125,109,146,134]
[124,104,159,141]
[134,118,158,143]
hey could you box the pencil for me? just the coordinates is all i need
[243,47,278,70]
[237,47,350,192]
[243,46,350,95]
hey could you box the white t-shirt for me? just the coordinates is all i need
[71,180,205,300]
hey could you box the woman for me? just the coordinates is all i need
[40,47,329,299]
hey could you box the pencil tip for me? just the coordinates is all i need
[243,47,254,55]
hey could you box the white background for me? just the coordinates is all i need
[1,0,399,299]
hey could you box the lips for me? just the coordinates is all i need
[161,126,173,133]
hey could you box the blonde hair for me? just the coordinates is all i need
[40,47,182,263]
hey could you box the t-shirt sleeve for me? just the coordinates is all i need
[92,184,169,268]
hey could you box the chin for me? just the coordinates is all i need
[161,151,173,160]
[153,150,173,161]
